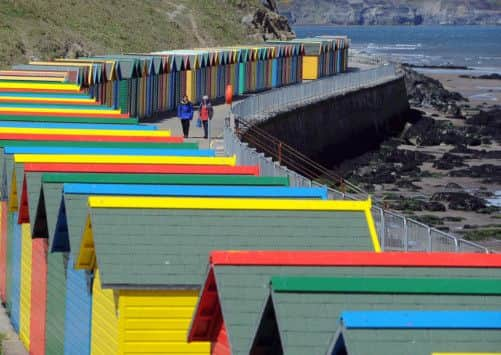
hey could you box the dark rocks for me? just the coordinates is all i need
[395,179,422,190]
[386,197,446,212]
[459,73,501,80]
[432,153,465,170]
[431,192,487,211]
[404,115,484,147]
[445,182,463,189]
[399,65,466,114]
[467,107,501,141]
[424,201,447,212]
[450,164,501,184]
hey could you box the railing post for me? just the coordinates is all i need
[403,217,408,252]
[380,208,385,251]
[454,237,459,252]
[428,227,432,251]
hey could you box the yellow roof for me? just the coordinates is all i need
[14,154,236,166]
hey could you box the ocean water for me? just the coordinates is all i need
[293,25,501,74]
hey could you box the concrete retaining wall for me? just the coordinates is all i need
[254,76,409,165]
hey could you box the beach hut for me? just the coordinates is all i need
[72,197,378,354]
[187,251,501,354]
[3,149,230,351]
[252,277,501,355]
[29,237,47,355]
[329,310,501,355]
[40,183,323,355]
[21,164,263,355]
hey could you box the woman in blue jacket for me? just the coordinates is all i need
[177,95,194,138]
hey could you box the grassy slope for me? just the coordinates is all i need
[0,0,264,68]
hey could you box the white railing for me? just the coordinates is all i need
[233,65,397,123]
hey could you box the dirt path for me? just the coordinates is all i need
[162,1,207,46]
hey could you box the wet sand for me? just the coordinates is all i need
[426,72,501,106]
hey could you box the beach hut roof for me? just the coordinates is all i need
[49,179,311,258]
[22,161,259,235]
[328,310,501,355]
[188,251,501,355]
[74,198,377,288]
[252,276,501,355]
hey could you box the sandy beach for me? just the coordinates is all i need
[426,72,501,105]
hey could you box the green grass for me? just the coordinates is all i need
[0,0,267,68]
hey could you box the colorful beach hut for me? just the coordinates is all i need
[72,197,377,354]
[188,251,501,354]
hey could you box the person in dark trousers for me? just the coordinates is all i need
[199,95,214,139]
[177,95,194,138]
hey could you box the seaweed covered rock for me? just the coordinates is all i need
[431,192,487,212]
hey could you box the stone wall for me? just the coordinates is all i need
[254,76,410,165]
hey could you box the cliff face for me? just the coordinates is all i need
[0,0,294,68]
[278,0,501,25]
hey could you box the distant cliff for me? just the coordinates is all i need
[278,0,501,25]
[0,0,294,68]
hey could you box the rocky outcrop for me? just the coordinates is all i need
[278,0,501,25]
[399,65,465,114]
[245,0,295,40]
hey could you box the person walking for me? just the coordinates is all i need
[198,95,214,139]
[177,95,194,138]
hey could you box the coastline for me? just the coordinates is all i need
[346,56,501,250]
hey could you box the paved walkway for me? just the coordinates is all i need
[0,306,27,355]
[145,101,233,150]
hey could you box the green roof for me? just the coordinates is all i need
[197,265,501,355]
[251,276,501,355]
[42,173,288,186]
[270,276,501,294]
[88,208,373,287]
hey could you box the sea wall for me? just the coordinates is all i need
[255,76,410,165]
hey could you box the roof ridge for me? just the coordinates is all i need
[270,276,501,294]
[209,251,501,267]
[341,310,501,329]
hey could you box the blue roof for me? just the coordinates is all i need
[341,310,501,329]
[0,121,156,130]
[4,146,214,157]
[63,183,328,199]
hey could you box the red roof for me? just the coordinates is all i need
[24,163,259,175]
[209,251,501,268]
[189,250,501,344]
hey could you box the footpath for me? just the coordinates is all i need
[147,100,234,151]
[0,306,27,355]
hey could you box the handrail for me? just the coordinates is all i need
[235,118,368,196]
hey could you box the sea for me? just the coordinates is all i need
[293,25,501,75]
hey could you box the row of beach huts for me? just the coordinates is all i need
[7,36,349,121]
[0,36,500,355]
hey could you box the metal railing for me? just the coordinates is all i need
[233,65,397,124]
[226,66,489,254]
